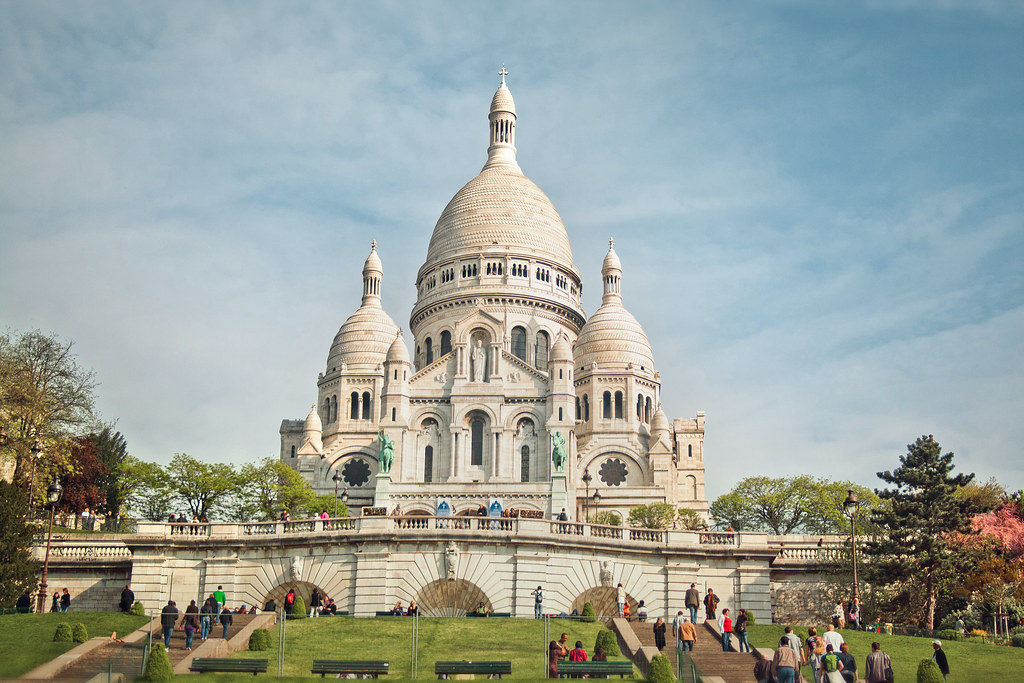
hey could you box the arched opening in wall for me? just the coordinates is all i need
[469,329,491,381]
[331,395,338,423]
[290,445,295,458]
[535,331,549,368]
[583,395,590,422]
[470,417,484,467]
[685,474,697,500]
[416,579,492,617]
[440,330,452,357]
[602,392,611,419]
[521,445,530,482]
[511,326,527,361]
[424,446,434,483]
[425,337,433,365]
[261,580,333,615]
[350,392,359,420]
[614,392,623,419]
[645,397,652,424]
[575,397,581,420]
[361,392,372,420]
[636,395,643,420]
[570,586,637,621]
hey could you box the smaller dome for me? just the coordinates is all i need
[363,240,382,275]
[490,81,516,116]
[550,334,572,362]
[574,304,655,371]
[602,238,622,274]
[386,334,410,364]
[651,407,669,434]
[304,404,322,434]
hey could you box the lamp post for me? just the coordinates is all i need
[843,489,861,606]
[27,440,42,515]
[592,489,602,522]
[333,472,343,517]
[581,470,592,522]
[36,479,62,613]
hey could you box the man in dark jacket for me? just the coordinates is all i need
[119,584,134,613]
[160,600,179,648]
[219,605,234,638]
[932,640,950,682]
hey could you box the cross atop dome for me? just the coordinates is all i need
[499,65,508,85]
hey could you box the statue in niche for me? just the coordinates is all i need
[551,432,567,473]
[600,560,613,587]
[445,541,459,580]
[377,430,394,474]
[470,339,487,382]
[291,555,303,582]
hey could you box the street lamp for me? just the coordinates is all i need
[332,472,343,517]
[592,489,602,522]
[36,478,62,613]
[581,470,592,522]
[843,489,861,607]
[27,440,42,515]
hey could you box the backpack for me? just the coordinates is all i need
[535,592,543,604]
[823,653,839,672]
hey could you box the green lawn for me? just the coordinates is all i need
[748,623,1024,683]
[0,611,150,678]
[223,616,635,680]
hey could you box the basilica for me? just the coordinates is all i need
[280,73,708,522]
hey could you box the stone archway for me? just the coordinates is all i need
[262,580,330,612]
[416,578,492,617]
[571,586,636,620]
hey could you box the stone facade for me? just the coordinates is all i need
[280,73,707,521]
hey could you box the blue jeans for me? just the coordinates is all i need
[185,628,194,649]
[775,666,796,683]
[200,616,210,639]
[222,623,229,638]
[680,640,693,651]
[721,632,731,652]
[736,631,750,652]
[688,606,698,623]
[163,627,173,648]
[535,602,542,619]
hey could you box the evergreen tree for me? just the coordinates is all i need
[0,480,40,607]
[863,435,975,630]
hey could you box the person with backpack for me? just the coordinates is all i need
[821,643,845,682]
[284,588,296,613]
[531,585,543,619]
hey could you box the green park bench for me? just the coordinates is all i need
[189,657,268,675]
[375,610,407,616]
[435,660,512,678]
[465,611,512,617]
[557,660,634,678]
[311,659,389,678]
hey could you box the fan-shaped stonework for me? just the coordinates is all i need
[570,586,636,620]
[415,579,492,617]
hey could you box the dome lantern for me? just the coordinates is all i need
[484,66,520,171]
[362,240,383,305]
[602,238,622,305]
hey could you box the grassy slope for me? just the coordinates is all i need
[748,623,1024,683]
[227,616,633,679]
[0,611,150,678]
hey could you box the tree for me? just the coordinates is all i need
[120,457,175,521]
[0,330,97,482]
[862,435,976,630]
[627,503,675,529]
[955,477,1006,513]
[676,508,708,530]
[58,436,107,515]
[592,511,621,526]
[0,480,39,607]
[91,427,130,515]
[165,453,239,519]
[234,458,318,521]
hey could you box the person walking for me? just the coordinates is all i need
[679,616,697,651]
[653,617,667,651]
[821,644,845,683]
[310,588,323,617]
[184,599,199,647]
[60,588,71,612]
[932,640,950,682]
[837,643,857,683]
[160,600,179,649]
[753,650,772,683]
[616,583,626,618]
[219,605,234,639]
[772,636,801,683]
[200,596,216,640]
[718,608,733,652]
[119,584,134,613]
[783,626,806,668]
[531,585,544,619]
[703,587,719,620]
[805,627,825,683]
[50,591,60,613]
[864,642,893,683]
[213,585,226,612]
[672,611,684,649]
[734,609,751,652]
[685,583,700,624]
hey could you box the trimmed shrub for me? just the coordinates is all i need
[1011,633,1024,648]
[289,595,307,619]
[248,628,272,651]
[936,629,963,641]
[581,602,596,623]
[646,654,673,683]
[595,628,620,657]
[744,610,756,626]
[142,642,174,681]
[72,622,89,643]
[53,623,73,642]
[130,601,146,616]
[916,658,943,683]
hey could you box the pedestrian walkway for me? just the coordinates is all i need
[627,619,759,683]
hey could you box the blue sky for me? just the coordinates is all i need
[2,1,1021,501]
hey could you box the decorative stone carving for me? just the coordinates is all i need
[290,555,303,582]
[470,340,487,382]
[507,371,521,382]
[434,372,447,383]
[600,560,613,587]
[445,541,459,580]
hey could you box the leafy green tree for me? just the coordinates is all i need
[862,435,976,630]
[91,427,130,515]
[234,457,318,521]
[628,503,675,529]
[121,457,174,521]
[955,477,1006,513]
[676,508,708,530]
[0,480,39,607]
[165,453,240,520]
[592,511,622,526]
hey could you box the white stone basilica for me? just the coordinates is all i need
[280,73,708,521]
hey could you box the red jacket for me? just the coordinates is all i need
[723,616,732,633]
[569,648,588,662]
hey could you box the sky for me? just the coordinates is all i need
[1,1,1022,502]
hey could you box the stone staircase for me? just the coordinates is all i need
[626,619,759,683]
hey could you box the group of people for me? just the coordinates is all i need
[159,586,236,650]
[547,632,608,678]
[386,599,419,616]
[167,512,209,534]
[14,587,72,614]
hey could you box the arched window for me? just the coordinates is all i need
[535,331,549,368]
[350,392,359,419]
[391,407,396,421]
[440,330,452,356]
[521,445,530,482]
[471,418,484,467]
[583,395,590,422]
[511,326,527,361]
[688,444,693,458]
[424,446,433,483]
[645,397,652,424]
[614,391,623,419]
[558,407,563,421]
[425,337,433,365]
[362,391,372,420]
[575,397,581,420]
[330,395,337,423]
[636,395,643,419]
[602,391,612,418]
[685,475,697,499]
[290,445,295,458]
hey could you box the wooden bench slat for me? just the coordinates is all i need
[311,659,390,678]
[190,657,269,675]
[435,660,512,678]
[557,661,634,678]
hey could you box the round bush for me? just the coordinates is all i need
[744,610,756,626]
[248,628,272,651]
[595,628,620,657]
[646,654,673,683]
[130,601,146,616]
[72,622,89,643]
[581,602,596,623]
[53,623,73,642]
[289,595,307,619]
[1011,633,1024,648]
[916,658,943,683]
[142,642,174,681]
